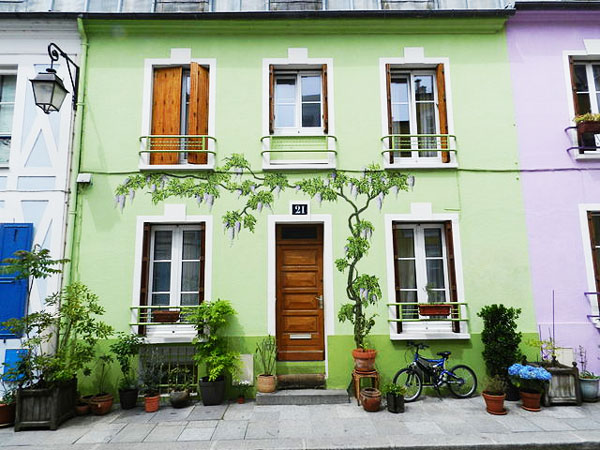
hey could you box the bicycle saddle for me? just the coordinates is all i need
[437,351,451,358]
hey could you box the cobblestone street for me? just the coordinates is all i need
[2,396,600,449]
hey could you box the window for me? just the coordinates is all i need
[0,74,16,165]
[142,224,205,309]
[587,212,600,296]
[392,222,459,333]
[0,223,33,338]
[269,65,328,135]
[149,63,209,165]
[570,59,600,152]
[385,65,450,164]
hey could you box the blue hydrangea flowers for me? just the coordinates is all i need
[508,364,552,381]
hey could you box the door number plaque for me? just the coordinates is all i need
[290,202,309,216]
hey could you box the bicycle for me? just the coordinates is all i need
[393,341,477,402]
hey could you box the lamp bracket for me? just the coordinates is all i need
[47,43,80,111]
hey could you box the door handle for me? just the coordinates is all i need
[316,295,324,309]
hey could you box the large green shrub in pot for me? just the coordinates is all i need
[477,304,522,379]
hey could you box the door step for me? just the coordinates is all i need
[277,373,325,389]
[256,389,349,405]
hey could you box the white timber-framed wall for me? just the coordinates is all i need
[0,19,80,367]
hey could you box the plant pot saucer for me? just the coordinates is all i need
[521,405,540,412]
[486,408,507,415]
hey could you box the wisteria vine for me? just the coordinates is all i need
[115,154,413,349]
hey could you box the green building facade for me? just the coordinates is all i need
[72,12,537,394]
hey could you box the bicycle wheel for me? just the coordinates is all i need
[393,368,423,402]
[446,365,477,398]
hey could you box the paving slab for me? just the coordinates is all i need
[143,423,185,442]
[111,408,157,423]
[75,423,126,444]
[212,419,248,440]
[245,420,279,439]
[177,426,215,441]
[149,405,193,422]
[187,404,227,421]
[110,423,156,443]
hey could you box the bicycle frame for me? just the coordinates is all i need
[410,347,452,387]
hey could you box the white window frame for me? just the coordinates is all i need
[389,70,442,164]
[273,70,323,135]
[148,224,203,308]
[579,204,600,328]
[380,52,456,169]
[140,49,216,171]
[0,71,17,167]
[393,223,450,305]
[385,205,469,340]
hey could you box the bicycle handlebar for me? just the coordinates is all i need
[407,341,429,350]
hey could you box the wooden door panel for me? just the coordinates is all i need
[276,224,324,361]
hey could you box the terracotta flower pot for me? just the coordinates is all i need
[144,395,160,413]
[360,387,381,412]
[256,374,277,393]
[237,396,245,404]
[352,349,377,373]
[74,403,90,416]
[0,403,16,427]
[520,390,542,412]
[89,393,114,416]
[482,392,507,415]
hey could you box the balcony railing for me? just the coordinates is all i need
[565,125,600,157]
[139,135,216,168]
[381,134,457,166]
[388,301,468,323]
[0,0,507,13]
[261,135,337,169]
[130,305,201,327]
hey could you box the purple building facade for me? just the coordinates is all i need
[507,3,600,372]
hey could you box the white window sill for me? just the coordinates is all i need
[384,161,458,170]
[390,332,471,340]
[263,161,336,171]
[0,164,8,169]
[139,164,215,171]
[574,153,600,161]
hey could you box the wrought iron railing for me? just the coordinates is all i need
[261,135,337,166]
[387,301,468,323]
[139,135,216,165]
[130,304,201,326]
[564,126,600,155]
[381,134,457,164]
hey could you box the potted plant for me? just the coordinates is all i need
[578,346,599,402]
[482,375,507,415]
[381,383,406,413]
[235,380,251,404]
[139,348,165,413]
[1,248,113,431]
[359,387,381,412]
[89,354,114,415]
[168,367,192,408]
[477,304,522,401]
[74,396,90,416]
[574,113,600,134]
[152,309,180,323]
[508,363,552,412]
[188,300,240,406]
[418,303,451,317]
[0,376,17,427]
[255,335,277,393]
[110,332,143,410]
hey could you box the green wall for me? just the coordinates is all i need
[74,16,536,393]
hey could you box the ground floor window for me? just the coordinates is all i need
[392,221,459,333]
[587,212,600,295]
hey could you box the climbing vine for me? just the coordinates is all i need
[115,154,411,350]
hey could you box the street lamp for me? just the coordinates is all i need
[30,43,79,114]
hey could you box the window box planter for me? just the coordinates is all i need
[418,303,451,317]
[14,378,77,431]
[577,121,600,135]
[152,309,180,323]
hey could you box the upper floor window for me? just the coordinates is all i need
[571,60,600,153]
[269,65,328,135]
[0,74,16,165]
[148,63,209,166]
[385,64,452,165]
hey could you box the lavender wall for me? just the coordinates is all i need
[507,10,600,372]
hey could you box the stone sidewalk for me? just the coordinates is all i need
[2,395,600,449]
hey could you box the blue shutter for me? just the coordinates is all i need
[0,223,34,338]
[2,349,28,381]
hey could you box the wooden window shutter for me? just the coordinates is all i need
[138,223,151,336]
[321,64,328,134]
[187,63,210,165]
[151,67,182,165]
[569,57,581,116]
[385,64,394,164]
[444,221,460,333]
[588,213,600,309]
[198,223,206,303]
[269,65,275,135]
[436,64,450,163]
[392,225,403,334]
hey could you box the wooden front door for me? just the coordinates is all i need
[276,224,324,361]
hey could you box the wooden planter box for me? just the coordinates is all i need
[534,361,582,406]
[152,309,180,323]
[14,378,77,431]
[418,303,451,317]
[577,121,600,135]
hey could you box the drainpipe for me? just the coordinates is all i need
[61,16,88,287]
